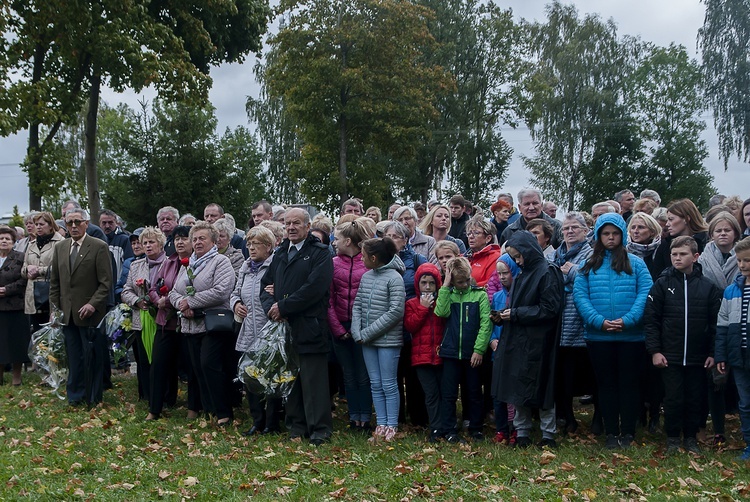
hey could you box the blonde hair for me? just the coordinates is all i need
[245,226,276,249]
[335,218,372,247]
[434,240,461,258]
[418,204,452,236]
[446,256,473,284]
[627,212,661,241]
[139,226,166,247]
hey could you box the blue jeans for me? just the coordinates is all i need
[733,365,750,444]
[332,336,372,422]
[362,345,400,427]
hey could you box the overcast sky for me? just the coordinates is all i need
[2,0,748,215]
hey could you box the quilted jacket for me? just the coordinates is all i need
[351,254,406,347]
[715,273,750,369]
[328,253,367,339]
[404,263,445,366]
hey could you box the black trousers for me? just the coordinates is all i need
[556,346,595,424]
[587,340,644,436]
[134,330,150,402]
[63,324,106,405]
[285,353,332,440]
[440,358,482,435]
[247,387,281,431]
[185,331,233,420]
[148,327,180,416]
[397,341,428,426]
[415,364,443,432]
[661,365,708,439]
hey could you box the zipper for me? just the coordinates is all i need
[458,291,465,360]
[346,257,354,321]
[682,274,688,366]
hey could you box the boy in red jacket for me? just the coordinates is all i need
[404,263,447,442]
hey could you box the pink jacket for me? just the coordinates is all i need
[328,253,367,339]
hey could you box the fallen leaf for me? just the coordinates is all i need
[689,460,704,472]
[560,462,575,471]
[539,451,556,465]
[183,476,198,487]
[329,487,347,498]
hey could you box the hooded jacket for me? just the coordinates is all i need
[573,213,653,343]
[404,263,446,366]
[553,239,593,347]
[466,243,502,287]
[489,254,522,351]
[644,263,721,366]
[434,278,491,360]
[328,252,367,339]
[351,254,406,348]
[715,273,750,369]
[491,231,563,409]
[652,230,708,278]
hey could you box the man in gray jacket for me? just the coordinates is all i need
[500,189,563,248]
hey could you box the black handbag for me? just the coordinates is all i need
[203,308,235,333]
[33,268,51,311]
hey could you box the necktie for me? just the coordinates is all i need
[70,242,79,270]
[288,246,297,260]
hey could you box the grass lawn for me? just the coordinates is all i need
[1,372,749,500]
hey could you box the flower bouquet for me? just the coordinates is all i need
[237,320,299,402]
[102,303,135,367]
[29,306,68,399]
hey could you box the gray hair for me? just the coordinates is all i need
[65,207,90,220]
[614,189,633,203]
[392,206,418,222]
[708,194,727,208]
[591,202,615,213]
[23,211,39,224]
[517,188,542,204]
[639,189,661,205]
[223,213,236,229]
[382,220,410,240]
[213,217,236,237]
[157,206,180,222]
[179,213,195,225]
[563,211,588,229]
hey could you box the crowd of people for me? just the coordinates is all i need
[1,191,750,461]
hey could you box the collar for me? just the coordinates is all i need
[289,240,304,252]
[71,233,87,247]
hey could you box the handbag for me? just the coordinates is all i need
[203,308,235,333]
[33,268,51,311]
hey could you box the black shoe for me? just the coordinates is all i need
[470,431,485,442]
[243,426,260,437]
[515,436,532,448]
[666,437,681,454]
[579,395,594,405]
[428,430,443,443]
[648,417,660,434]
[619,434,634,449]
[261,427,280,435]
[445,434,467,444]
[538,438,557,449]
[605,434,619,449]
[683,437,701,454]
[310,436,330,447]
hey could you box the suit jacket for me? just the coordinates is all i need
[49,236,112,327]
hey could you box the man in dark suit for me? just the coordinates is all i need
[260,208,334,445]
[49,208,112,406]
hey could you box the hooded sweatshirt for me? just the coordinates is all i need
[351,254,406,347]
[573,213,653,343]
[489,254,522,349]
[404,263,447,366]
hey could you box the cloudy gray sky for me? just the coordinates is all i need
[1,0,748,215]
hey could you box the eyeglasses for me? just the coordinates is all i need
[562,226,584,232]
[467,231,486,237]
[65,219,86,227]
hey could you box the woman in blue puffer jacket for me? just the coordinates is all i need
[573,213,653,449]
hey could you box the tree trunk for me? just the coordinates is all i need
[27,43,46,212]
[338,113,347,205]
[84,72,101,225]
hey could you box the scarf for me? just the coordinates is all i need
[189,245,218,276]
[147,252,167,286]
[36,233,54,250]
[626,238,660,260]
[699,241,738,290]
[553,240,587,267]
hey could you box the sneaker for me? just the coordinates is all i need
[493,431,508,444]
[462,419,470,430]
[666,437,681,454]
[515,436,532,448]
[384,426,398,442]
[508,430,518,447]
[538,438,557,449]
[368,425,386,443]
[470,431,484,442]
[683,437,701,454]
[738,446,750,461]
[619,434,635,449]
[445,434,467,444]
[712,434,726,447]
[605,434,620,450]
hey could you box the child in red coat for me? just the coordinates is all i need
[404,263,447,442]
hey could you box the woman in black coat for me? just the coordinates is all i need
[492,231,563,447]
[0,226,29,386]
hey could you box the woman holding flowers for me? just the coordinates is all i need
[122,227,167,402]
[169,222,236,426]
[145,225,191,420]
[22,212,63,333]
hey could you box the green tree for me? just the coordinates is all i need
[698,0,750,166]
[521,2,634,210]
[264,0,452,213]
[629,43,714,208]
[9,206,24,228]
